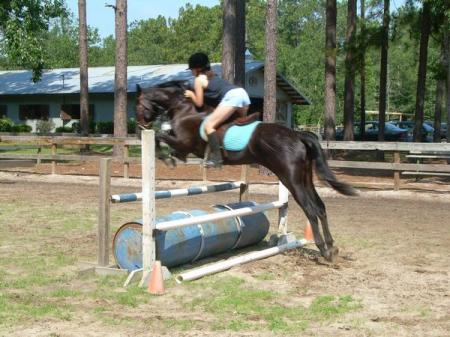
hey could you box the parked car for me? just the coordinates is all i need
[389,121,434,142]
[335,121,408,141]
[424,121,447,140]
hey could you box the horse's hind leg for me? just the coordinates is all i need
[310,188,339,260]
[286,180,327,258]
[302,169,339,261]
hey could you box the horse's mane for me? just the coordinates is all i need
[155,80,188,90]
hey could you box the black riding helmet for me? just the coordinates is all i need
[187,52,211,71]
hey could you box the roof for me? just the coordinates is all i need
[0,61,309,105]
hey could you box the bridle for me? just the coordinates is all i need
[137,100,168,130]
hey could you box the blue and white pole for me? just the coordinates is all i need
[111,181,244,203]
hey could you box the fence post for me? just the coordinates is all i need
[98,158,112,266]
[51,143,57,174]
[239,165,250,202]
[123,144,130,179]
[278,182,289,235]
[36,147,42,166]
[141,130,156,286]
[393,151,400,191]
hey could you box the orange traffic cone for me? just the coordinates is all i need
[148,261,165,295]
[304,221,314,242]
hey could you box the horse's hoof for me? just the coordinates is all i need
[324,246,339,262]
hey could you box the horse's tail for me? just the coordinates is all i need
[299,131,358,196]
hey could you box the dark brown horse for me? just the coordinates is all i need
[136,82,357,261]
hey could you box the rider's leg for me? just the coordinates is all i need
[204,105,236,168]
[236,106,249,117]
[204,105,236,134]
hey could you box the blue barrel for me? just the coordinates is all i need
[113,201,270,270]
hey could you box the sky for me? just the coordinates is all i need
[66,0,407,39]
[66,0,220,38]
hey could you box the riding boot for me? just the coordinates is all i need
[205,131,223,168]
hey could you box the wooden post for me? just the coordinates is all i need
[202,165,207,182]
[36,147,42,165]
[141,130,156,286]
[394,151,400,191]
[278,182,289,235]
[51,143,57,174]
[123,145,129,179]
[98,158,111,266]
[239,165,250,202]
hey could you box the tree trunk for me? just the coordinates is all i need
[360,0,366,141]
[343,0,356,141]
[434,79,445,142]
[434,38,447,142]
[260,0,277,176]
[113,0,128,156]
[222,0,236,83]
[324,0,337,141]
[378,0,390,142]
[444,28,450,142]
[263,0,277,123]
[78,0,89,136]
[413,0,431,142]
[234,0,246,88]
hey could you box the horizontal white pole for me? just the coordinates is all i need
[156,200,285,231]
[176,239,308,283]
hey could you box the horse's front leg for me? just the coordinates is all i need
[156,134,189,163]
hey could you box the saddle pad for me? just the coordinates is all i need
[200,118,261,152]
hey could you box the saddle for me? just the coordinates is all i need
[215,112,261,156]
[215,112,260,140]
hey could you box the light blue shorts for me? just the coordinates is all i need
[219,88,251,108]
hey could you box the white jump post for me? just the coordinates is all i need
[278,181,289,235]
[140,130,156,286]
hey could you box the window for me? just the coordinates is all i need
[60,104,95,120]
[0,105,7,118]
[276,103,288,125]
[19,105,50,120]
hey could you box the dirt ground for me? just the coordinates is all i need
[0,173,449,336]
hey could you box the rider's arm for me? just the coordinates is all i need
[188,76,207,108]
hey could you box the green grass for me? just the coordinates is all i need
[0,292,73,326]
[180,276,362,333]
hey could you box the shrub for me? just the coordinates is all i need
[55,126,74,133]
[36,119,55,134]
[0,118,14,132]
[96,121,114,134]
[71,120,96,134]
[127,118,136,134]
[11,124,32,133]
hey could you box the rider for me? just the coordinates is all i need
[184,52,250,168]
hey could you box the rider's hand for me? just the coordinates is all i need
[184,90,194,99]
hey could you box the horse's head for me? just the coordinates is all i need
[136,82,188,130]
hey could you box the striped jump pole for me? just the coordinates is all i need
[111,181,244,203]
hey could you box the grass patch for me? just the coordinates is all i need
[0,292,73,326]
[254,272,277,281]
[164,318,200,331]
[87,277,149,307]
[184,276,361,333]
[50,288,81,298]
